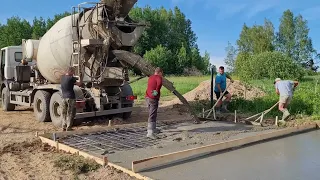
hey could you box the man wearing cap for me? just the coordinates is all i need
[214,66,234,113]
[274,78,299,123]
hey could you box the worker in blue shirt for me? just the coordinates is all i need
[214,66,234,113]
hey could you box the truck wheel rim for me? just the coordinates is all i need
[36,99,42,113]
[53,101,61,118]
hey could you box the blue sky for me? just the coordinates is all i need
[1,0,320,68]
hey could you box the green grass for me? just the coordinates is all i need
[229,75,320,119]
[54,154,101,175]
[130,74,320,120]
[130,75,210,100]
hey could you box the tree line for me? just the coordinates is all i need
[0,12,71,49]
[0,6,211,76]
[224,10,319,81]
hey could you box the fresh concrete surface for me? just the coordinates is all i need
[140,130,320,180]
[106,121,279,170]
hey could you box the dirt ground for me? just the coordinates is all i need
[0,104,191,180]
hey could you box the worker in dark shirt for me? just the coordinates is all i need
[145,67,163,139]
[60,66,81,131]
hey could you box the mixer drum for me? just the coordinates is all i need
[36,15,79,84]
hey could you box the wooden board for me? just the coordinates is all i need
[38,136,153,180]
[39,136,107,165]
[132,124,317,173]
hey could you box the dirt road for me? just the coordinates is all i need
[0,104,188,180]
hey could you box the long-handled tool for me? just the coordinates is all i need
[243,101,279,125]
[205,83,232,119]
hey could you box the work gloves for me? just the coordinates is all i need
[152,90,158,97]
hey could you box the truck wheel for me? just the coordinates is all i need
[123,104,133,120]
[50,92,75,128]
[33,90,51,122]
[1,87,15,111]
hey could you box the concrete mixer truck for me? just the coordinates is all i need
[0,0,200,127]
[0,0,147,127]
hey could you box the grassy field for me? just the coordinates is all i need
[225,76,319,119]
[130,75,320,120]
[130,75,210,100]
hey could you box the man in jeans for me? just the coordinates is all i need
[61,67,81,131]
[274,78,299,123]
[145,67,163,139]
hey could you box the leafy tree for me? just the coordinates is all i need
[237,20,274,55]
[143,45,173,74]
[176,44,188,73]
[237,24,251,53]
[46,12,71,31]
[224,41,237,73]
[129,6,205,74]
[0,7,210,75]
[236,51,304,81]
[190,46,203,70]
[276,10,296,58]
[0,17,32,49]
[293,14,315,64]
[32,17,47,39]
[202,51,211,74]
[276,10,316,65]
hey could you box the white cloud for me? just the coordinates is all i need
[215,3,247,20]
[171,0,282,20]
[301,6,320,21]
[245,2,278,18]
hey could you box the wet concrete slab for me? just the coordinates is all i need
[138,130,320,180]
[105,121,279,170]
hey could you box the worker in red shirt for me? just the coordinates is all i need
[145,67,163,139]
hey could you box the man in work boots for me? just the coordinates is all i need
[274,78,299,124]
[61,67,81,131]
[145,67,163,139]
[214,66,234,113]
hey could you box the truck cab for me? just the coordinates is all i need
[0,46,24,82]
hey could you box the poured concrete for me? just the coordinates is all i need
[139,130,320,180]
[106,121,279,170]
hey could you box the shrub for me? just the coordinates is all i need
[235,51,304,81]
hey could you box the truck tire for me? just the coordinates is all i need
[122,104,133,120]
[1,87,15,111]
[50,92,75,128]
[33,90,51,122]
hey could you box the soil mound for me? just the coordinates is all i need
[162,79,265,106]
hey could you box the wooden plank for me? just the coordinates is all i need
[108,162,153,180]
[39,136,152,180]
[132,124,317,173]
[39,136,107,166]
